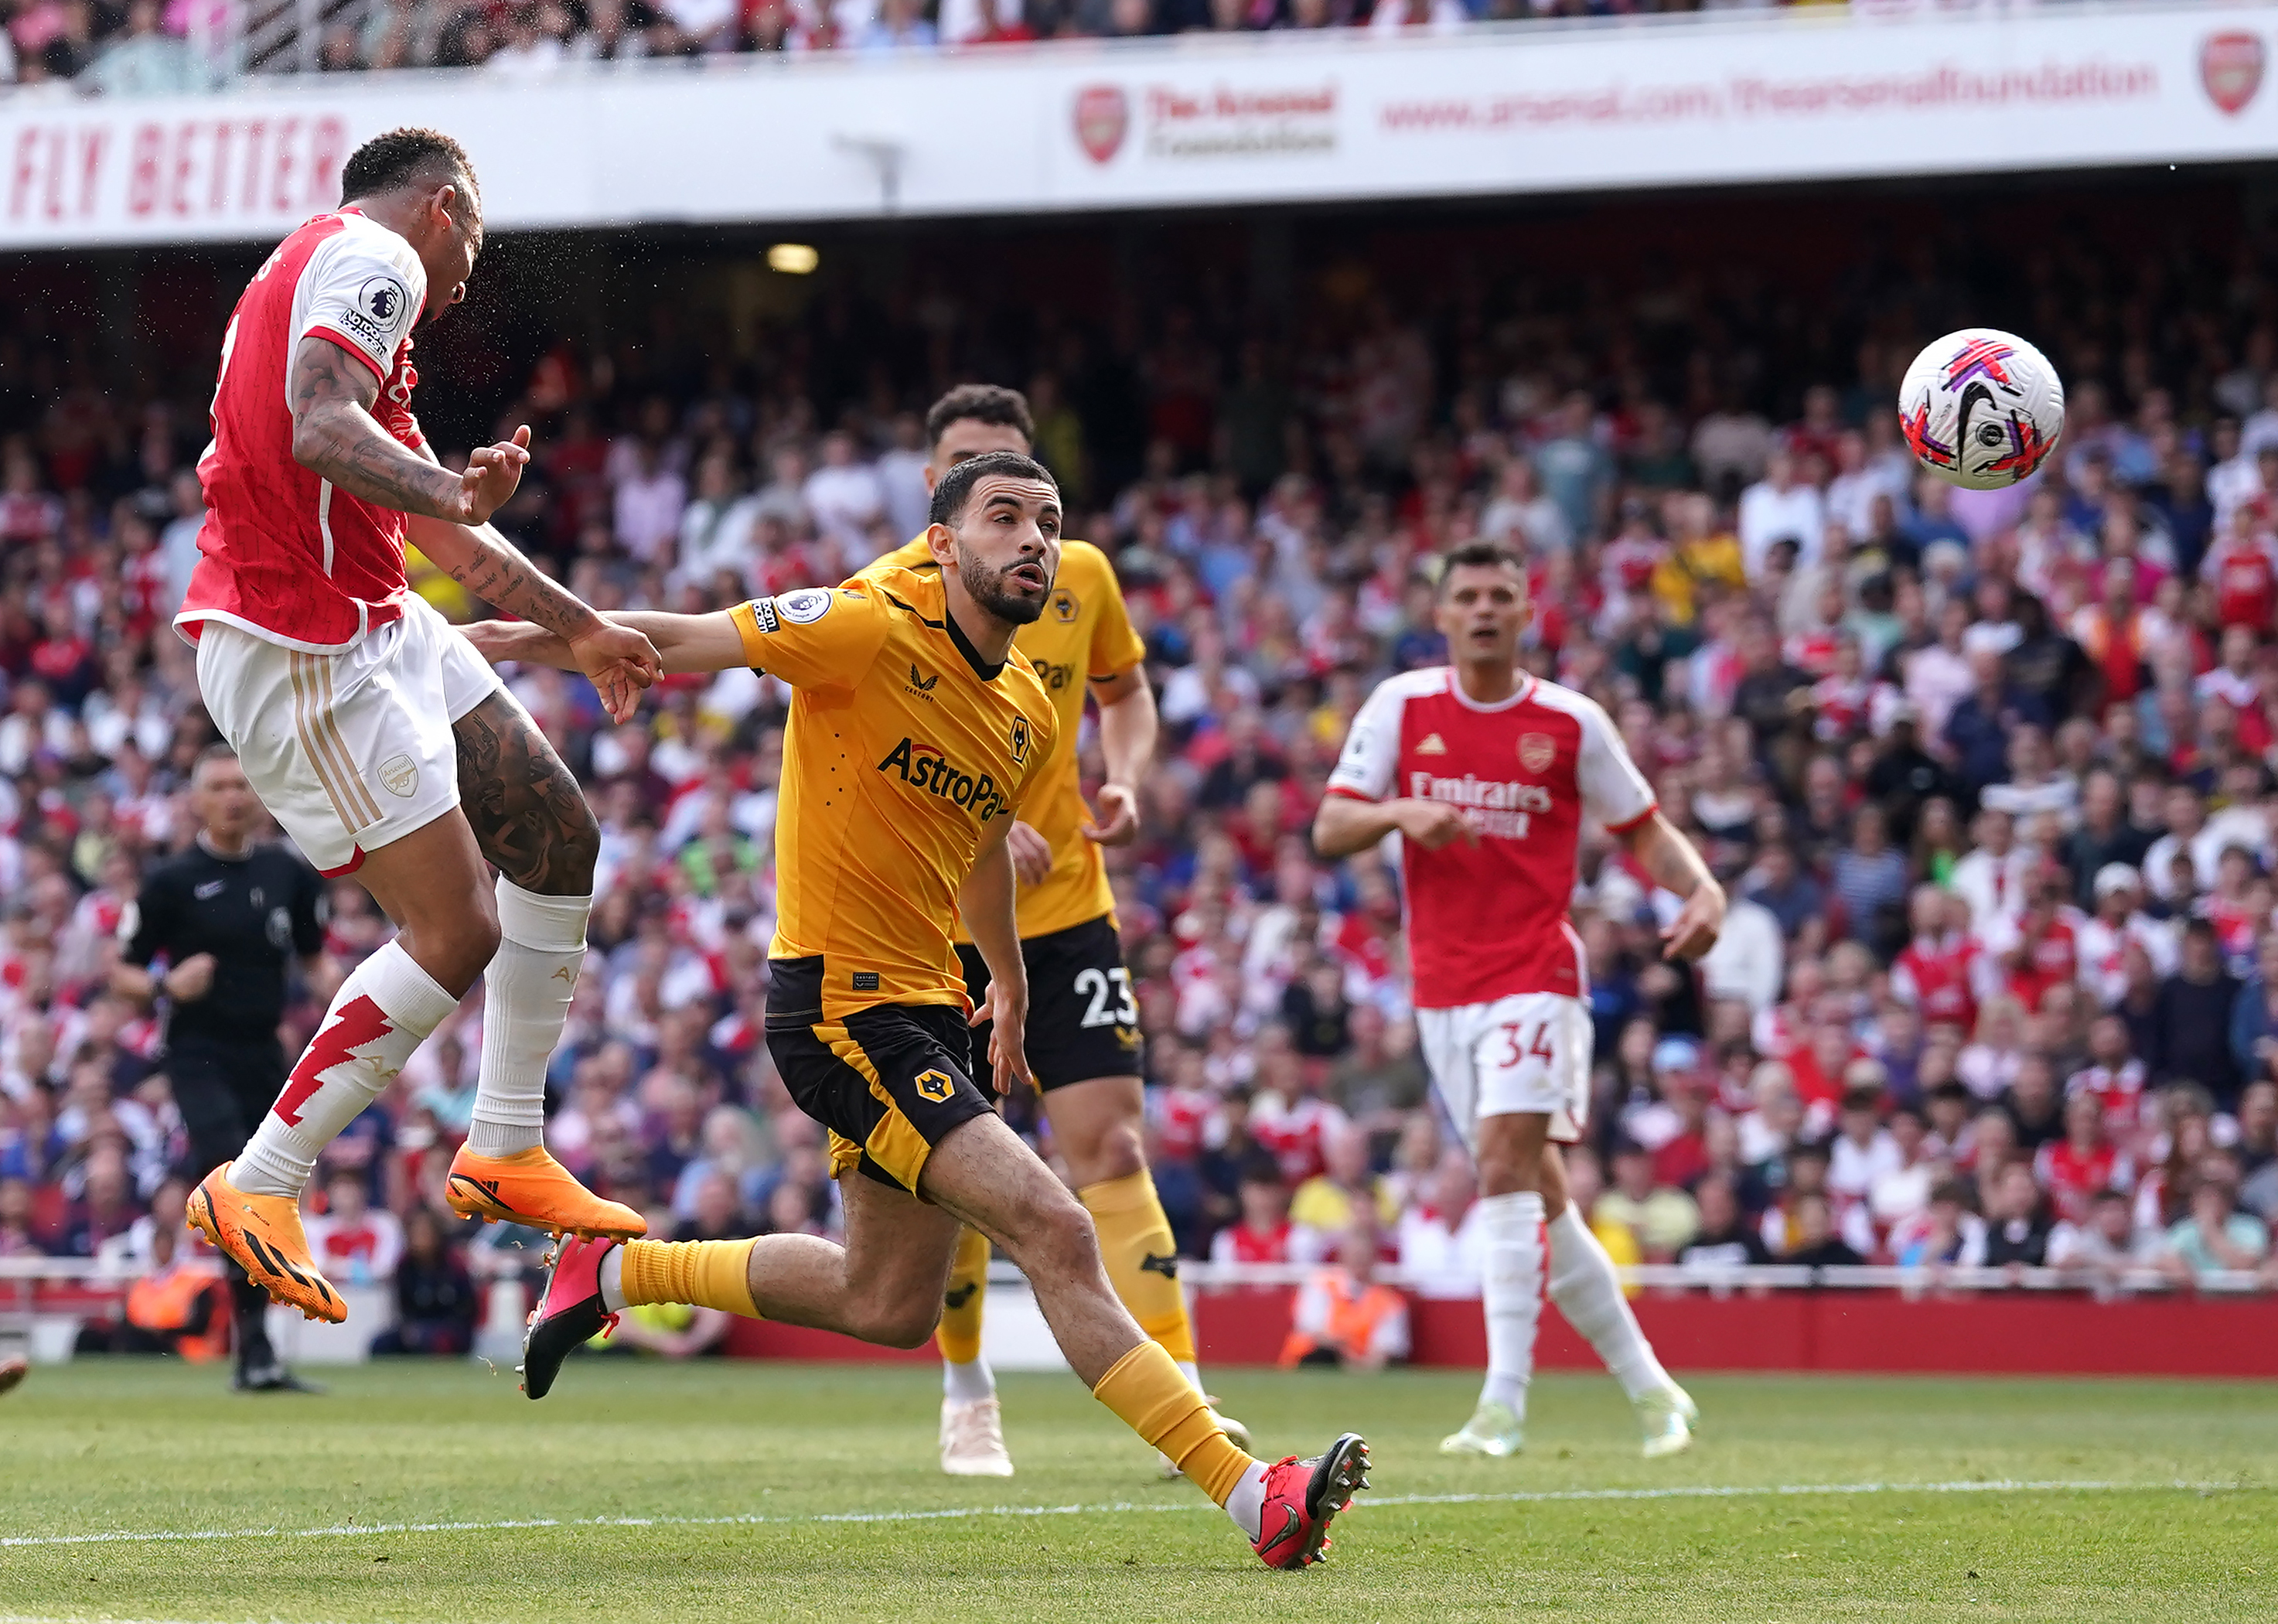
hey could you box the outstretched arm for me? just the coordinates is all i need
[412,513,659,722]
[1622,810,1726,961]
[288,336,526,527]
[462,609,749,679]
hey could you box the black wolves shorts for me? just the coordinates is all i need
[955,914,1145,1092]
[766,957,994,1197]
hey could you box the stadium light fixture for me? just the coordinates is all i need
[768,244,820,275]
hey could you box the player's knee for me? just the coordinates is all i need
[1068,1121,1146,1189]
[1472,1150,1533,1199]
[458,896,505,967]
[1028,1188,1105,1281]
[853,1294,940,1349]
[403,892,501,993]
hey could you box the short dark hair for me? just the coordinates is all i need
[1433,541,1526,595]
[341,128,479,213]
[1238,1154,1285,1189]
[928,449,1055,527]
[926,384,1033,452]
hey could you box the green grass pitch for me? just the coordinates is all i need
[1,1359,2270,1622]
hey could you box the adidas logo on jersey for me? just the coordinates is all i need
[1415,734,1448,756]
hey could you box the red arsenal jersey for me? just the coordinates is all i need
[1891,933,1979,1032]
[2201,531,2278,632]
[176,209,429,653]
[1325,669,1656,1009]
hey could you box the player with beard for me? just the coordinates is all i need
[858,384,1238,1479]
[1313,541,1717,1460]
[469,452,1369,1570]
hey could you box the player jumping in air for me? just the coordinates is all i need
[176,127,661,1322]
[1312,541,1718,1460]
[473,452,1368,1571]
[861,384,1246,1479]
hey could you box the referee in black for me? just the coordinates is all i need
[114,744,332,1393]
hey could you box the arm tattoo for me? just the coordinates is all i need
[288,339,464,520]
[452,693,600,896]
[443,529,601,643]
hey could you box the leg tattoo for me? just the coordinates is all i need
[453,694,600,896]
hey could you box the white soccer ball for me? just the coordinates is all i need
[1896,328,2066,490]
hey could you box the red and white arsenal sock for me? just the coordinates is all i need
[1478,1190,1546,1416]
[466,881,590,1159]
[234,941,457,1198]
[1547,1203,1672,1401]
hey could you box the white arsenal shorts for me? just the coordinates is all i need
[195,592,503,877]
[1417,991,1594,1148]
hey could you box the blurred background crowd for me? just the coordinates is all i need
[5,174,2278,1360]
[6,0,1889,97]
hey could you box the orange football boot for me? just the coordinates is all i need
[445,1145,646,1240]
[186,1163,345,1323]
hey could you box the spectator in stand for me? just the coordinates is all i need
[368,1207,483,1357]
[1740,841,1826,947]
[1209,1156,1293,1267]
[2048,1187,2159,1295]
[2158,1152,2272,1285]
[305,1165,407,1291]
[2150,920,2245,1102]
[1737,449,1826,577]
[1394,1147,1482,1299]
[1782,1192,1865,1271]
[73,1219,227,1360]
[2235,1081,2278,1219]
[1595,1141,1700,1263]
[1889,1179,1986,1269]
[1278,1221,1409,1371]
[1980,1162,2055,1271]
[1830,804,1908,954]
[1288,1125,1383,1257]
[2001,1055,2066,1155]
[1676,1174,1770,1272]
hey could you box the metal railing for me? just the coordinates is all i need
[8,0,2147,101]
[1174,1259,2276,1297]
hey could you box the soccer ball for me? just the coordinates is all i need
[1897,328,2065,490]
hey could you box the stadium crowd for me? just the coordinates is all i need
[5,200,2278,1360]
[11,0,1879,95]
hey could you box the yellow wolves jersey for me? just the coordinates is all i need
[863,537,1145,940]
[728,569,1055,1022]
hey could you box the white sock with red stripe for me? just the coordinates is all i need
[1547,1202,1671,1401]
[1478,1190,1545,1415]
[234,941,457,1198]
[467,880,590,1159]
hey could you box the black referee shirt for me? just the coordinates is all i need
[120,841,326,1047]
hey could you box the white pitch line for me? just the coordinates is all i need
[0,1617,340,1624]
[0,1477,2254,1551]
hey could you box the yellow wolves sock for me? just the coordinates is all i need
[1091,1340,1253,1505]
[936,1226,990,1366]
[618,1239,761,1319]
[1080,1170,1198,1366]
